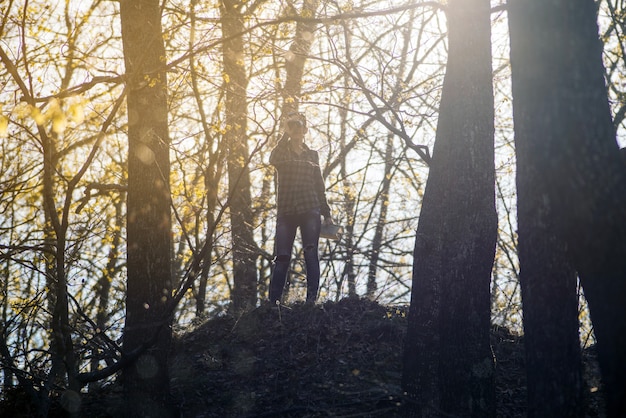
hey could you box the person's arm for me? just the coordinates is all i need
[313,151,332,221]
[269,133,290,166]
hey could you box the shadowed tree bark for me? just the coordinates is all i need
[508,1,626,416]
[220,0,257,313]
[402,0,497,416]
[514,191,583,416]
[120,0,174,415]
[508,1,584,416]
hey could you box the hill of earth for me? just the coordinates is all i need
[2,298,605,417]
[170,297,605,417]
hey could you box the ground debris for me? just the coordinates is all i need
[168,298,604,417]
[171,298,407,417]
[6,298,603,417]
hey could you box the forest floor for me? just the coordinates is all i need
[166,297,606,417]
[3,298,606,417]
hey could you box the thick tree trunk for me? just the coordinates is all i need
[120,0,174,415]
[220,0,257,313]
[515,179,584,416]
[402,0,496,416]
[508,2,585,416]
[508,1,626,416]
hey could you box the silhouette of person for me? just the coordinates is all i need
[268,112,332,304]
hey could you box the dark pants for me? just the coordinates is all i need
[269,209,321,304]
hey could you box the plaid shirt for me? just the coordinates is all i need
[270,135,331,217]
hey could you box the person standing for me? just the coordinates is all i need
[268,112,332,304]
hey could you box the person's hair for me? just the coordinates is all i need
[285,111,306,128]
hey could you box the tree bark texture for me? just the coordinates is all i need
[508,1,626,416]
[402,0,497,416]
[281,0,321,114]
[120,0,174,415]
[220,0,257,313]
[508,2,585,416]
[515,189,584,416]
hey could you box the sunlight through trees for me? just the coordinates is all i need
[1,0,624,416]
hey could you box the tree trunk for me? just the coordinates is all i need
[281,0,321,115]
[41,130,81,414]
[120,0,174,415]
[402,0,496,416]
[515,174,583,416]
[220,0,257,313]
[189,0,223,317]
[341,167,357,298]
[367,131,394,299]
[508,1,626,415]
[90,195,124,391]
[366,11,416,299]
[509,1,584,415]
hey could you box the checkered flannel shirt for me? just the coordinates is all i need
[270,135,331,217]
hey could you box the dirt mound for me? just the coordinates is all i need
[170,298,604,417]
[2,297,604,417]
[171,298,407,417]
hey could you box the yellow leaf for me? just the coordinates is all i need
[0,115,8,137]
[13,102,30,119]
[32,106,45,125]
[52,113,67,134]
[68,102,84,124]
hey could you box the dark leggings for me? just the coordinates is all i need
[269,209,321,304]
